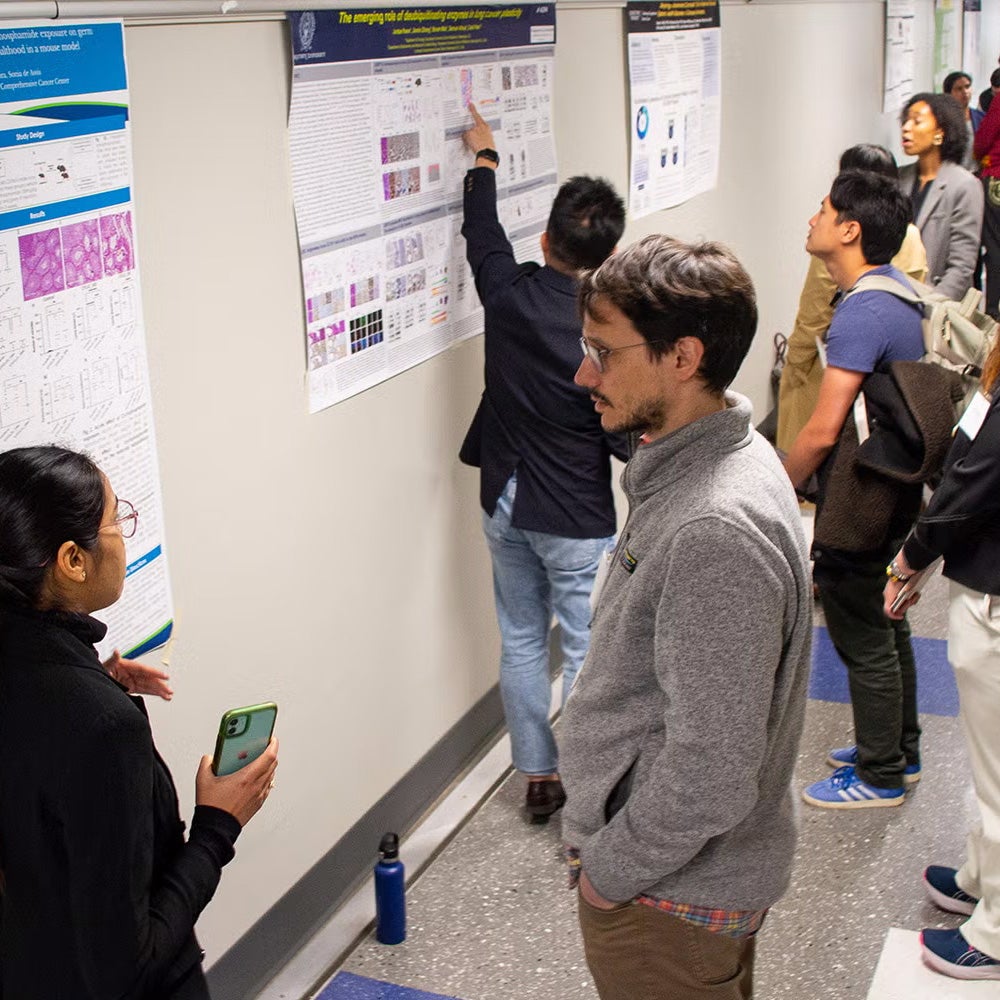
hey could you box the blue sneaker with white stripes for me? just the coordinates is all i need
[825,745,921,784]
[802,765,906,809]
[923,865,979,915]
[921,928,1000,980]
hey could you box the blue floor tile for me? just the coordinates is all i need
[317,971,463,1000]
[808,626,958,717]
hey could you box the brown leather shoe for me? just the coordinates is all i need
[526,778,566,822]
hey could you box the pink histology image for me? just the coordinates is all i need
[61,219,101,288]
[19,228,66,300]
[101,211,135,275]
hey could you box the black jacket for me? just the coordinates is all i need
[458,167,627,538]
[0,607,240,999]
[904,389,1000,594]
[812,360,963,570]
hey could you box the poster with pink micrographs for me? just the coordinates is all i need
[288,7,557,411]
[0,18,173,658]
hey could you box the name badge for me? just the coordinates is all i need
[957,392,989,442]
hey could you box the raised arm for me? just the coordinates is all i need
[460,103,523,302]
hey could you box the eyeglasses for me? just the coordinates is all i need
[99,498,139,539]
[579,336,668,374]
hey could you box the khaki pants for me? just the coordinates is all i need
[949,582,1000,959]
[578,894,755,999]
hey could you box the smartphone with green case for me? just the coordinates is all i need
[211,702,278,776]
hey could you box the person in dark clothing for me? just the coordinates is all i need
[885,339,1000,981]
[0,446,278,999]
[978,68,1000,115]
[459,104,627,821]
[974,86,1000,319]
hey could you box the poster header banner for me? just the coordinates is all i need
[0,22,126,105]
[290,5,556,63]
[626,1,720,33]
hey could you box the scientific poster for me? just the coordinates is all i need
[0,20,173,658]
[287,5,558,412]
[962,0,980,83]
[933,0,961,91]
[625,0,721,219]
[883,0,915,114]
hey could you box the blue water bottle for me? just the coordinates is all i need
[374,832,406,944]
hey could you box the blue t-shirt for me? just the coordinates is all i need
[826,264,925,373]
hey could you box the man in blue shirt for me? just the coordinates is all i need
[459,105,627,821]
[784,170,925,809]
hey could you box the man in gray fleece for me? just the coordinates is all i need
[561,235,812,999]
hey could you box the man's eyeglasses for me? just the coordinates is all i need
[579,336,668,374]
[100,498,139,539]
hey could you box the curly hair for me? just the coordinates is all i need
[901,92,968,165]
[579,234,757,393]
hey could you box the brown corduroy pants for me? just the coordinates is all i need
[578,895,756,999]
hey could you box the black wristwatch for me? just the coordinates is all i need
[475,147,500,165]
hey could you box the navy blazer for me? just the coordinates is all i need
[898,160,984,301]
[459,167,627,538]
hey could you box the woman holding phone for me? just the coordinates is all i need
[884,339,1000,981]
[0,445,278,999]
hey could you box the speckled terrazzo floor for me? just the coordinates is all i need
[331,568,981,1000]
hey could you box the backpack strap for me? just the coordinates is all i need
[843,273,923,306]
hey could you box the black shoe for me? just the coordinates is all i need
[526,778,566,823]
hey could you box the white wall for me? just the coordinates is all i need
[110,0,970,967]
[126,19,499,960]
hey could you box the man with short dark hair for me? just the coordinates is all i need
[978,67,1000,114]
[459,105,627,821]
[785,170,926,808]
[560,235,811,1000]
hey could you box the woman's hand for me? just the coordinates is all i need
[104,650,174,700]
[884,576,921,619]
[883,550,922,620]
[195,737,278,828]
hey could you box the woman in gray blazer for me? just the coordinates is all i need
[898,92,984,301]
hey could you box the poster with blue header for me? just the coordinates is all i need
[0,20,174,659]
[287,6,558,412]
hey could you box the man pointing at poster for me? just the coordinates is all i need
[458,104,628,822]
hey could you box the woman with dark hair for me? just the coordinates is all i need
[898,92,984,301]
[884,338,1000,981]
[943,71,985,173]
[0,446,278,999]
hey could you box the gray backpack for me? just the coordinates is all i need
[846,274,998,414]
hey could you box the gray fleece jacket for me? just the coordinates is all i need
[560,393,812,910]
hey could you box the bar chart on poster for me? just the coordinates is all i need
[287,5,558,412]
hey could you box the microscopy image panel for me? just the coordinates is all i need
[100,211,135,276]
[381,132,420,164]
[61,219,101,288]
[19,228,65,301]
[382,167,421,202]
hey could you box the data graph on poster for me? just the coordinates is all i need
[0,20,173,657]
[626,1,721,218]
[288,6,558,412]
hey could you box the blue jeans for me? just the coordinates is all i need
[483,474,613,776]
